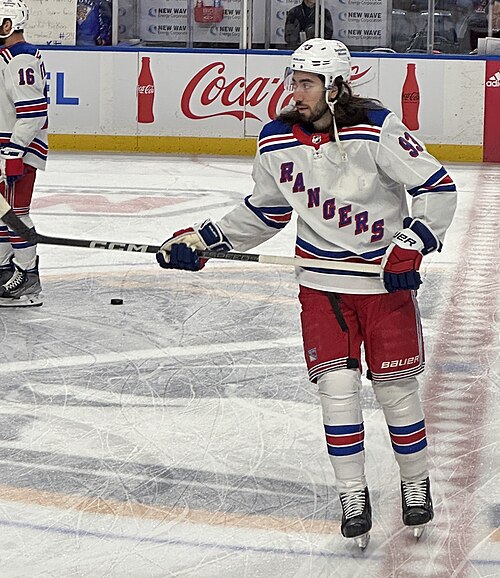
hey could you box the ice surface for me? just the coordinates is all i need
[0,153,498,577]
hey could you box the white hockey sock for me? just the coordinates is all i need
[372,376,429,481]
[318,369,366,492]
[11,214,37,270]
[0,224,14,266]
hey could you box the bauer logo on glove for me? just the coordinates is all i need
[381,217,441,293]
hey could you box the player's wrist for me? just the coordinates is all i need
[194,219,232,253]
[0,143,25,180]
[405,218,441,255]
[392,217,440,257]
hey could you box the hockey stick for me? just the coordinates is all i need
[34,233,381,273]
[0,196,380,273]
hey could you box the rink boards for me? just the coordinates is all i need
[40,47,499,162]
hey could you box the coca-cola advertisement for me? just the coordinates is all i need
[178,55,376,136]
[401,63,420,131]
[39,48,485,159]
[136,52,454,140]
[377,58,449,138]
[180,60,294,129]
[138,56,155,123]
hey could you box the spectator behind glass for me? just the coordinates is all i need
[76,0,111,46]
[284,0,334,50]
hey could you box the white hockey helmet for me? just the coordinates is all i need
[285,38,352,90]
[0,0,28,37]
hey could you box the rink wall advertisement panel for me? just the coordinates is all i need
[483,58,500,163]
[41,49,485,161]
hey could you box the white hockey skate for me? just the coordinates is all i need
[339,487,372,549]
[401,477,434,539]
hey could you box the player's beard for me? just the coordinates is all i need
[296,98,330,124]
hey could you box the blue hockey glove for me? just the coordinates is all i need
[381,217,441,293]
[0,144,25,187]
[156,219,232,271]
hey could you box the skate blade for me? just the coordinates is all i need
[354,532,370,549]
[0,294,43,307]
[413,526,425,539]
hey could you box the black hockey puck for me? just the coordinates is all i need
[110,298,124,305]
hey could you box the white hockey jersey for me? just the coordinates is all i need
[0,41,49,171]
[218,108,457,294]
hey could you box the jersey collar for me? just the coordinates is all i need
[292,124,331,150]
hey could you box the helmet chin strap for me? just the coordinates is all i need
[326,91,348,162]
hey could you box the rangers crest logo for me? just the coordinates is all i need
[308,348,318,361]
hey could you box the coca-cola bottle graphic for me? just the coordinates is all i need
[138,56,155,124]
[401,63,420,131]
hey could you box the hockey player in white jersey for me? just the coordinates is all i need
[156,39,457,547]
[0,0,48,307]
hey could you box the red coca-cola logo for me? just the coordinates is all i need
[350,65,372,83]
[181,61,373,122]
[138,85,155,94]
[181,62,293,121]
[402,91,419,101]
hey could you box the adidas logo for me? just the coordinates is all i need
[486,70,500,87]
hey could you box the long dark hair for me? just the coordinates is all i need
[277,77,383,137]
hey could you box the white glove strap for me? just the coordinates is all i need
[391,227,425,253]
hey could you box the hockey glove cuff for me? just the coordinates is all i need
[382,217,441,293]
[156,219,233,271]
[0,144,25,187]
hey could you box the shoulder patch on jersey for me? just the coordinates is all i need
[366,108,391,127]
[259,119,293,141]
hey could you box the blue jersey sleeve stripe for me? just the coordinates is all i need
[16,112,48,119]
[244,196,289,230]
[407,166,450,195]
[410,184,457,197]
[15,97,47,106]
[26,148,47,161]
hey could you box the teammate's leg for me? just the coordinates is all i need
[0,185,15,276]
[0,165,42,307]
